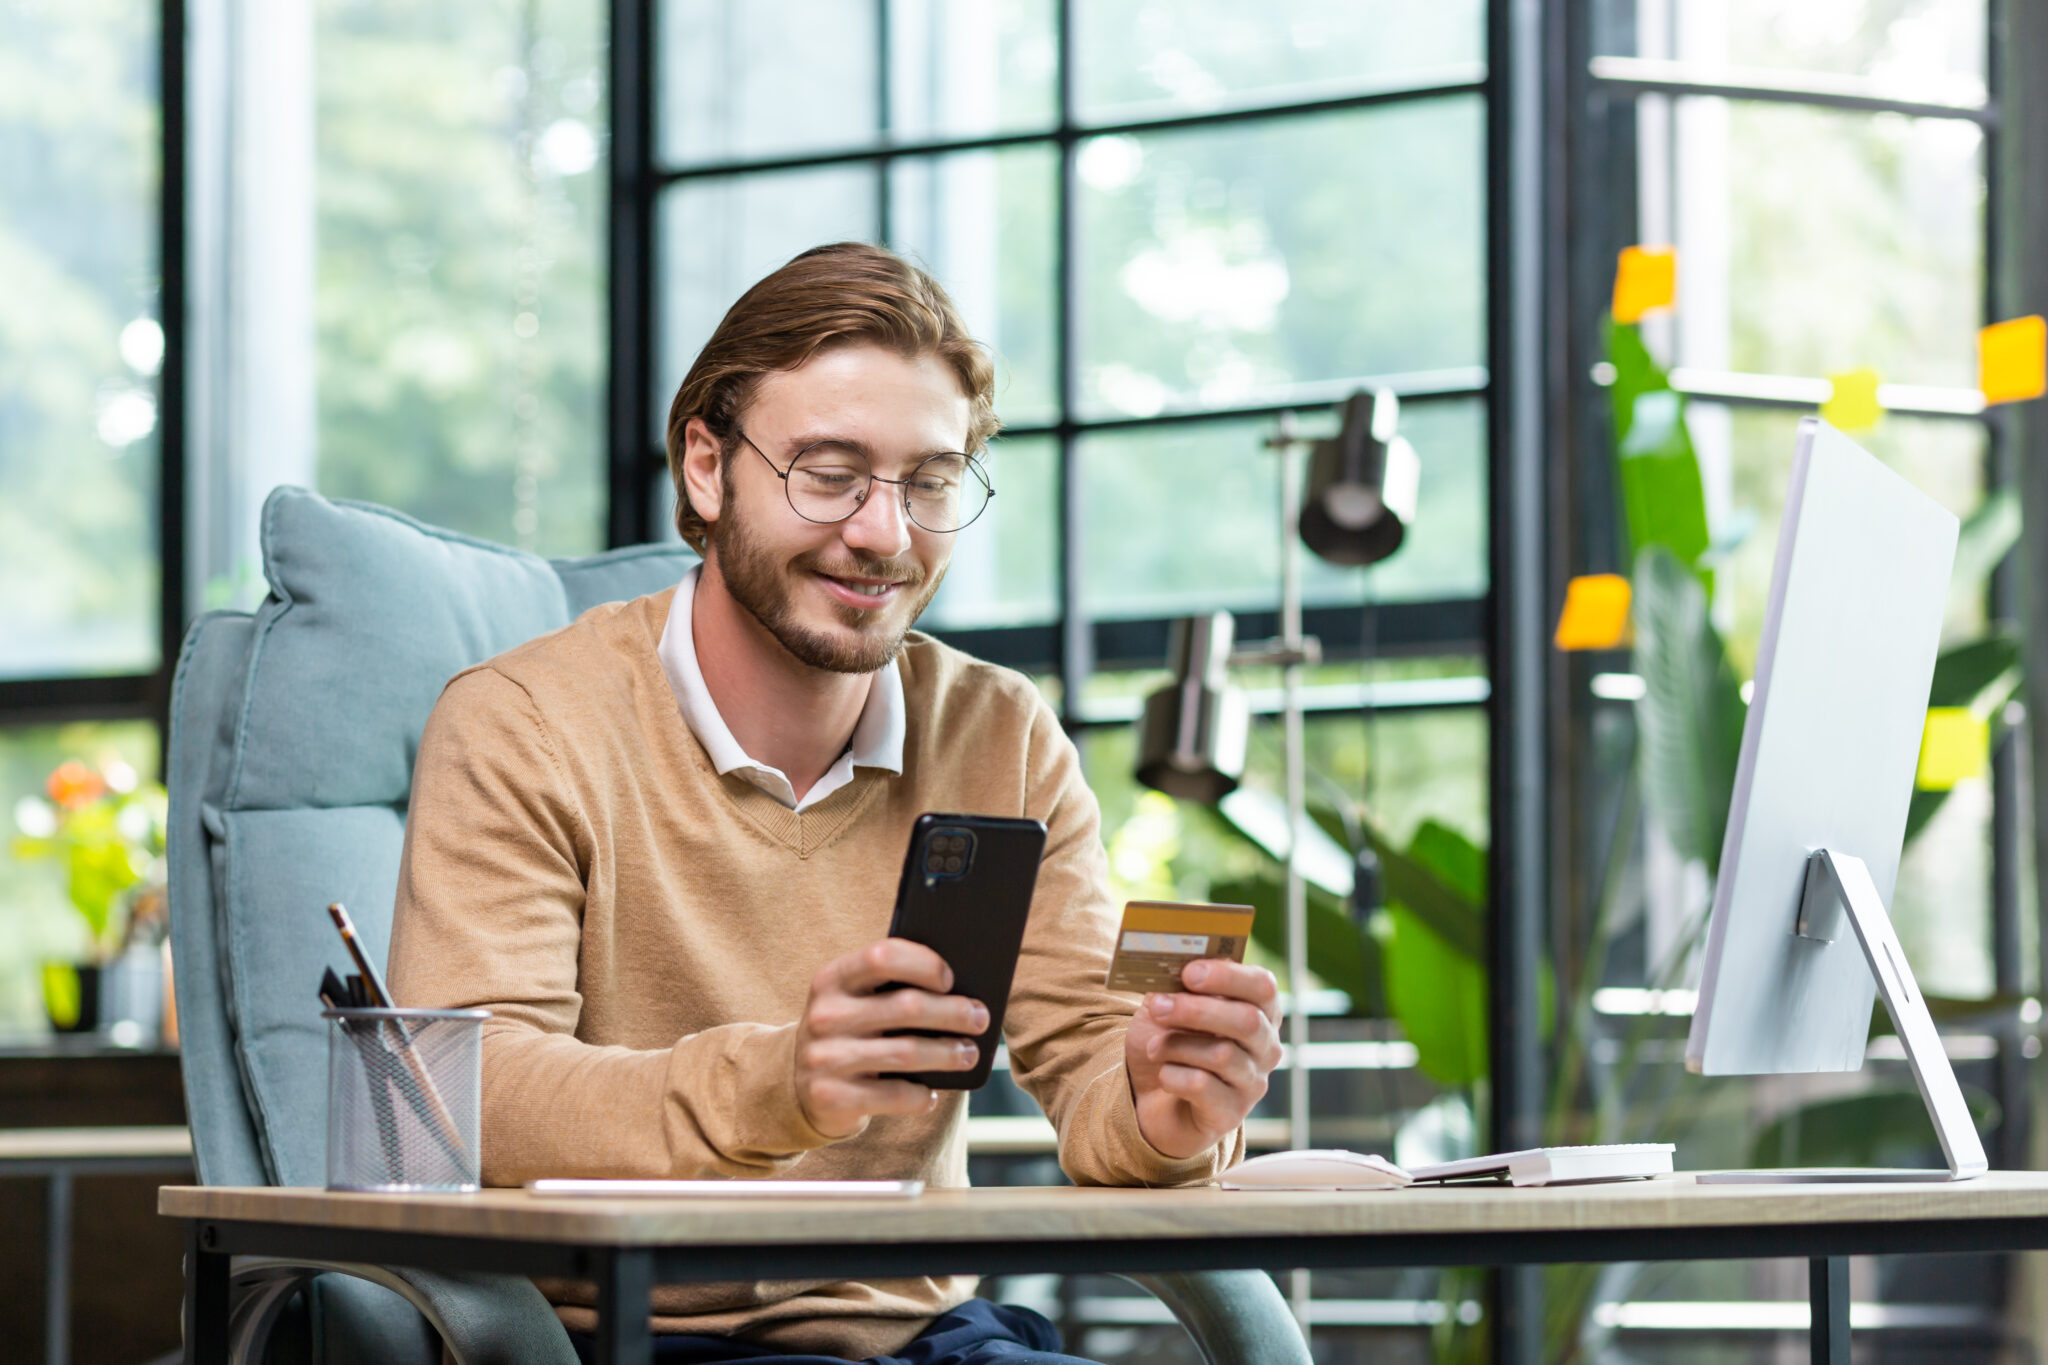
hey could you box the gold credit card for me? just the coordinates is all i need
[1105,901,1255,994]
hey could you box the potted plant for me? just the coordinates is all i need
[10,758,169,1037]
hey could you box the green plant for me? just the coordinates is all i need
[10,758,167,1025]
[1194,318,2024,1364]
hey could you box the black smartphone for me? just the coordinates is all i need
[882,812,1048,1090]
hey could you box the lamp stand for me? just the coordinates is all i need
[1270,414,1313,1332]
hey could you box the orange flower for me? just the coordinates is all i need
[46,760,106,810]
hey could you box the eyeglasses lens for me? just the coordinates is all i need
[786,444,990,532]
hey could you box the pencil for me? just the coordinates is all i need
[326,902,470,1172]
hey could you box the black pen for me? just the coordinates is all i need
[324,901,469,1167]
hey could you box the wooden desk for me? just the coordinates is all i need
[4,1127,193,1365]
[164,1174,2048,1365]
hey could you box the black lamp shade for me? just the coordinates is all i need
[1300,389,1420,567]
[1133,613,1249,802]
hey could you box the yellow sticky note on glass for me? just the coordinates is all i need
[1981,316,2047,406]
[1916,708,1989,791]
[1822,368,1884,432]
[1554,574,1632,651]
[1612,247,1677,323]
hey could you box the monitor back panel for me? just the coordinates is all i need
[1686,419,1958,1076]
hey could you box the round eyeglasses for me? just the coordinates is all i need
[738,429,993,534]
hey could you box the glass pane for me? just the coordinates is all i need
[314,0,606,555]
[921,435,1057,630]
[1599,0,1986,103]
[1074,0,1484,121]
[1710,102,1981,388]
[1714,406,1985,675]
[1075,100,1486,418]
[0,721,160,1040]
[657,170,878,442]
[887,0,1058,142]
[887,146,1059,428]
[660,0,880,164]
[1080,401,1487,621]
[0,2,161,678]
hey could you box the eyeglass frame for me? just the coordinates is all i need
[734,427,994,533]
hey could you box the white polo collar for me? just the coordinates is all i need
[657,565,905,811]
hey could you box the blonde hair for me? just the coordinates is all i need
[665,243,999,552]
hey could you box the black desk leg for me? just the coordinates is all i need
[594,1248,654,1365]
[1809,1256,1849,1365]
[184,1223,230,1365]
[45,1169,71,1365]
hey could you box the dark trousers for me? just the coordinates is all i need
[568,1298,1095,1365]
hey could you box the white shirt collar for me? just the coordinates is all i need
[657,565,905,812]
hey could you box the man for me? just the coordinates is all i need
[389,242,1282,1364]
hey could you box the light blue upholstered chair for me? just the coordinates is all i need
[167,485,1309,1365]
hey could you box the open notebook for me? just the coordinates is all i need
[1219,1144,1675,1191]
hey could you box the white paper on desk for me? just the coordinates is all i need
[1218,1150,1413,1191]
[527,1179,924,1199]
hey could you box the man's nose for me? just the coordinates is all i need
[840,481,913,558]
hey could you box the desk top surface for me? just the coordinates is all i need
[162,1172,2048,1247]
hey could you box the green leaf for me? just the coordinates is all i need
[1950,489,2021,608]
[1749,1086,1999,1170]
[1382,903,1489,1087]
[1406,819,1487,905]
[1928,630,2022,709]
[1361,826,1485,962]
[1223,875,1385,1018]
[1607,320,1711,573]
[1606,317,1668,450]
[1631,545,1747,872]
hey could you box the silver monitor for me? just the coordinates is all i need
[1684,417,1986,1182]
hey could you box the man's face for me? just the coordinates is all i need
[704,345,973,674]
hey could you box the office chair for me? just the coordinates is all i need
[167,485,1309,1365]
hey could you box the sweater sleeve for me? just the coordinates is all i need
[388,667,840,1184]
[999,695,1244,1187]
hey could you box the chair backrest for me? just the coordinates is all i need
[167,485,692,1201]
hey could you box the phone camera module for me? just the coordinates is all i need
[923,829,978,880]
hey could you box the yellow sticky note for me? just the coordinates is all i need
[1981,316,2047,406]
[1916,708,1989,791]
[1822,368,1884,432]
[1612,246,1677,323]
[1554,574,1632,651]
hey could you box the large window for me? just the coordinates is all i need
[630,2,1501,1356]
[309,0,607,558]
[634,0,1491,676]
[1565,0,2023,1352]
[0,0,167,685]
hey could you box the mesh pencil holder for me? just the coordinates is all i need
[324,1007,488,1192]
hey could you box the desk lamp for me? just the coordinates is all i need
[1133,394,1418,1326]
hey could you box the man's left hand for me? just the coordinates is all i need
[1124,960,1282,1160]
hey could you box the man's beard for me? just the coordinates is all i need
[710,490,945,674]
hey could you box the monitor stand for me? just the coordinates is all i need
[1697,848,1988,1185]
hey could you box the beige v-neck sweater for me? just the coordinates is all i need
[387,588,1239,1351]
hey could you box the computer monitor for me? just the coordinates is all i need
[1684,417,1987,1182]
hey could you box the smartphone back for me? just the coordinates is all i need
[886,812,1047,1088]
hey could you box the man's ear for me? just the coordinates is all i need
[681,417,726,531]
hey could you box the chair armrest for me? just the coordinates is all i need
[1115,1271,1311,1365]
[226,1259,578,1365]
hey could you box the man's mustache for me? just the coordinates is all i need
[795,551,925,588]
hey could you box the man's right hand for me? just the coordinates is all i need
[793,938,989,1139]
